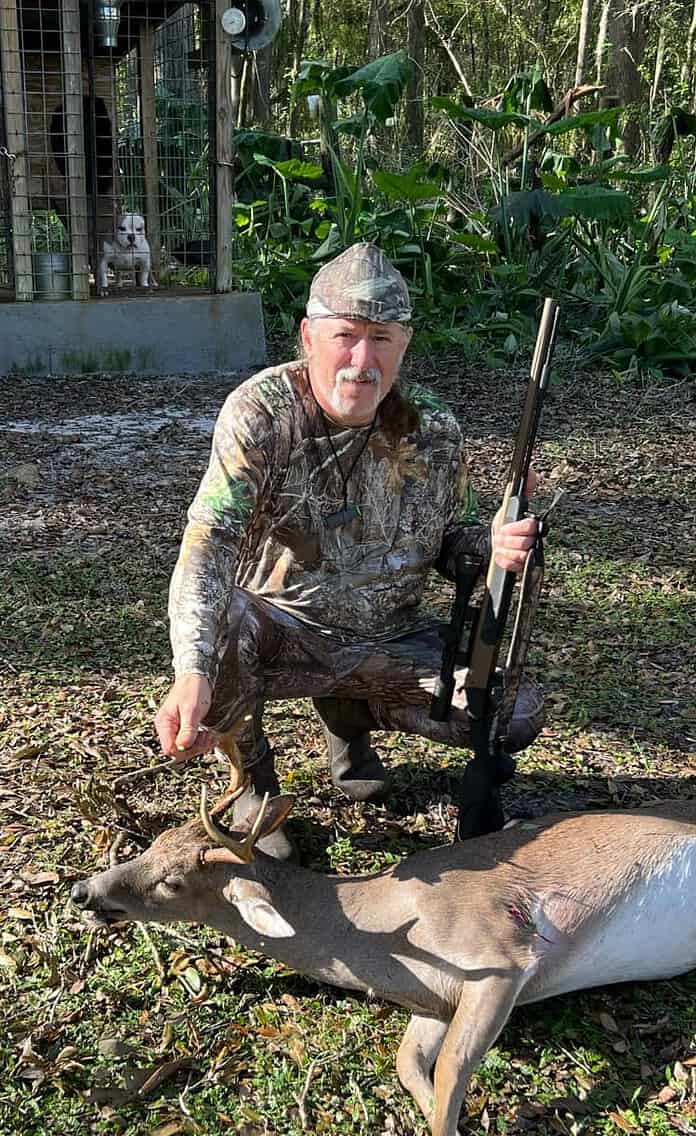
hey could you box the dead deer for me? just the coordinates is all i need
[71,736,696,1136]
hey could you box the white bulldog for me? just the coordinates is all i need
[97,213,153,296]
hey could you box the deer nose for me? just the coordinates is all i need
[71,881,89,907]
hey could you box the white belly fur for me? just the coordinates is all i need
[524,838,696,1002]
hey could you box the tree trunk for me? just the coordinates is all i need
[574,0,594,87]
[406,0,424,152]
[368,0,390,59]
[292,0,311,78]
[682,0,696,104]
[230,52,244,129]
[650,21,666,112]
[595,0,610,84]
[252,45,273,126]
[601,1,646,156]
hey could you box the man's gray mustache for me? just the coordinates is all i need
[336,367,382,384]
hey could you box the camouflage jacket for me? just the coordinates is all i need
[169,363,490,682]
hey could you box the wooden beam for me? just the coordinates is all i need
[61,0,90,300]
[0,0,33,300]
[214,0,234,293]
[139,23,161,276]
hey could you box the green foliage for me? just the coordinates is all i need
[501,67,554,114]
[228,52,696,380]
[544,107,624,137]
[586,302,696,378]
[431,97,533,131]
[331,51,415,123]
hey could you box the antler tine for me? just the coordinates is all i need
[200,785,271,864]
[210,715,253,816]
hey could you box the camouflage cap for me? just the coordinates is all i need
[306,241,412,323]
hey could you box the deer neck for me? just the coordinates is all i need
[210,856,393,995]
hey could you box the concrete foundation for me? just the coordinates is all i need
[0,292,266,376]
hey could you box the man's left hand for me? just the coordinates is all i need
[492,515,538,573]
[491,470,538,574]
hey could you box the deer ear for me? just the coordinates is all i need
[223,878,295,939]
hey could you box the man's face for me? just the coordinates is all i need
[300,317,412,426]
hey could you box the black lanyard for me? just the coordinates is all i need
[314,399,377,529]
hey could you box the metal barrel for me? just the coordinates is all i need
[33,252,72,300]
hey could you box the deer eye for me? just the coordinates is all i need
[160,876,183,893]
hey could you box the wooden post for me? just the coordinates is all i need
[0,0,33,300]
[214,0,234,292]
[139,23,161,276]
[61,0,90,300]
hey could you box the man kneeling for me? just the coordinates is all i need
[156,242,541,856]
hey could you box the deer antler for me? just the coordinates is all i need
[209,718,253,819]
[200,784,270,863]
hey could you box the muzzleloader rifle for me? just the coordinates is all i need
[430,298,561,840]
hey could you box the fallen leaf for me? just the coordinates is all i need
[548,1095,591,1115]
[150,1120,186,1136]
[655,1085,678,1104]
[9,742,47,760]
[8,907,33,920]
[99,1037,136,1059]
[599,1011,619,1032]
[608,1111,639,1132]
[0,950,18,972]
[19,870,59,886]
[7,462,40,487]
[137,1057,193,1098]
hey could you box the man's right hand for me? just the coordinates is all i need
[155,674,214,759]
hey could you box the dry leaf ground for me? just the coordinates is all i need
[1,347,695,1136]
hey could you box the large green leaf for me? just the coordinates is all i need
[610,165,670,183]
[292,58,354,100]
[545,107,624,136]
[495,185,634,226]
[332,51,414,123]
[372,168,441,203]
[449,232,499,254]
[432,97,533,130]
[332,114,366,138]
[556,185,634,221]
[252,153,324,181]
[502,67,554,114]
[493,189,563,225]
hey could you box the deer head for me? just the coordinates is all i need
[71,724,297,939]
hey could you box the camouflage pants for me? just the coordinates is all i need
[205,589,544,766]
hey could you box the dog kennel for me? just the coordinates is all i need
[0,0,282,303]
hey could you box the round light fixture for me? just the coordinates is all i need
[221,7,247,36]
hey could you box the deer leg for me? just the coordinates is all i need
[432,972,524,1136]
[396,1014,448,1126]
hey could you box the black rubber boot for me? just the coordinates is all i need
[231,740,296,861]
[312,696,392,803]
